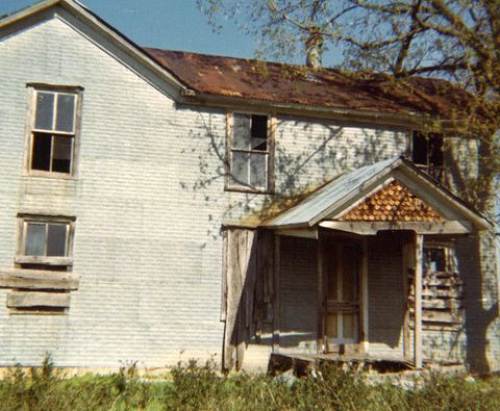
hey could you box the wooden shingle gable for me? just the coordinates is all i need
[340,180,444,223]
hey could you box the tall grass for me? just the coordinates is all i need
[0,357,498,410]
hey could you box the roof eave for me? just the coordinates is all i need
[181,92,427,129]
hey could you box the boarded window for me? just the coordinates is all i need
[30,89,79,175]
[229,113,271,191]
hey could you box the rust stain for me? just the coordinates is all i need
[145,48,473,118]
[341,180,444,222]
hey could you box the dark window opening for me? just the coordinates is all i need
[424,247,446,273]
[251,115,268,151]
[31,133,72,173]
[412,132,444,167]
[31,133,51,171]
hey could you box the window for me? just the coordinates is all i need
[28,87,81,176]
[412,131,443,168]
[423,242,456,274]
[228,113,273,192]
[24,222,69,257]
[16,215,75,267]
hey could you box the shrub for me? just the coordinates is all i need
[0,357,498,410]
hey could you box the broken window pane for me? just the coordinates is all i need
[47,224,67,256]
[232,151,249,185]
[25,223,46,256]
[424,247,447,272]
[251,115,267,138]
[412,132,428,165]
[52,136,72,173]
[56,94,76,132]
[35,92,54,130]
[233,114,251,150]
[31,133,52,171]
[250,153,267,188]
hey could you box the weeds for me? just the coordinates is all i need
[0,356,498,410]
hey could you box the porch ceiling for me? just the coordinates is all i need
[261,157,490,233]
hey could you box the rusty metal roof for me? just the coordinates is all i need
[145,48,472,118]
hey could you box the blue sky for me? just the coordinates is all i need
[0,0,258,58]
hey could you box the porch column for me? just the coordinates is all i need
[317,232,324,353]
[272,235,280,353]
[414,233,423,369]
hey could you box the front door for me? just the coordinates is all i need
[324,241,361,351]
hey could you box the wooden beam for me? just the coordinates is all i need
[14,256,73,267]
[275,228,318,239]
[0,269,79,290]
[414,233,424,369]
[272,235,280,353]
[319,220,471,235]
[7,291,70,308]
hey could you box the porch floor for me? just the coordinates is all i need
[269,352,415,375]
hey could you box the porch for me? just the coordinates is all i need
[221,158,490,372]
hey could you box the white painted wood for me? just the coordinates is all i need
[276,228,318,239]
[319,220,471,235]
[414,233,424,369]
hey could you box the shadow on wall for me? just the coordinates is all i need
[457,233,499,374]
[177,108,408,230]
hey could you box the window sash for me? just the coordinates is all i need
[230,151,269,189]
[30,132,74,174]
[229,113,271,190]
[23,221,69,257]
[34,91,77,134]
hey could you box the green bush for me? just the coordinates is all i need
[0,357,498,410]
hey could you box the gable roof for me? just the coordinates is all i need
[262,157,490,230]
[145,48,473,120]
[0,0,191,98]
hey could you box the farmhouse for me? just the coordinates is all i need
[0,0,498,374]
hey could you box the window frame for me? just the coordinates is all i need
[16,214,76,267]
[25,84,83,179]
[225,111,275,194]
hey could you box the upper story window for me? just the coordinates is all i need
[412,131,443,168]
[227,113,274,192]
[27,86,82,177]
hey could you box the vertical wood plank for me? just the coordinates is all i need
[414,233,424,369]
[360,238,369,353]
[272,235,280,353]
[402,241,411,360]
[317,233,324,353]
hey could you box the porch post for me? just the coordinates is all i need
[317,231,324,353]
[360,238,369,353]
[414,233,423,369]
[272,235,280,353]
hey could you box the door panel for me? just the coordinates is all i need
[324,241,361,351]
